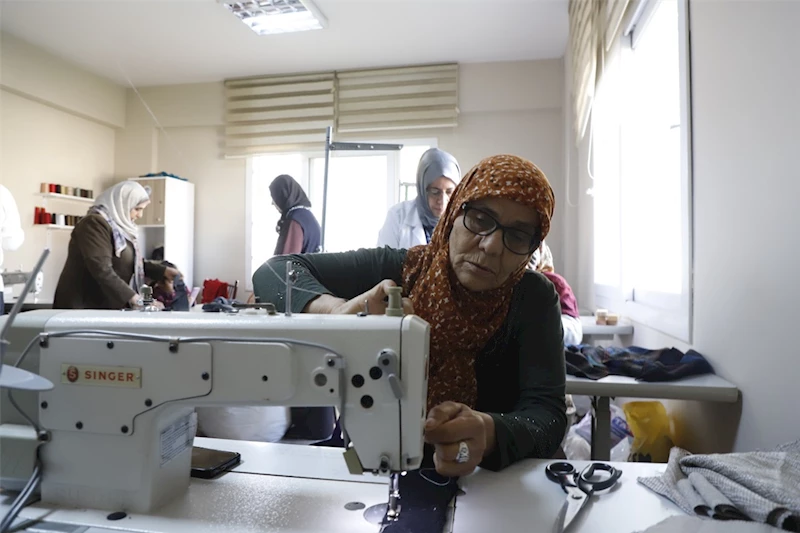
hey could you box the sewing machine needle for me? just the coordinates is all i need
[386,472,401,521]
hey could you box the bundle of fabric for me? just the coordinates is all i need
[201,297,237,313]
[638,440,800,531]
[201,279,230,303]
[565,345,715,381]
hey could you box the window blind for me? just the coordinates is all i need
[569,0,599,142]
[224,64,459,156]
[224,72,335,157]
[336,64,459,134]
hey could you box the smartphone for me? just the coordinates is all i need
[190,446,241,479]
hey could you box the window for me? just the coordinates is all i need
[245,141,434,289]
[592,0,693,341]
[308,153,391,254]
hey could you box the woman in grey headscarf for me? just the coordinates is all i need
[377,148,461,248]
[54,181,179,310]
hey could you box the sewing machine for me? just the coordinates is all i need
[0,307,429,517]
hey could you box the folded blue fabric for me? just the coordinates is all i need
[138,171,187,181]
[565,345,714,382]
[202,297,237,313]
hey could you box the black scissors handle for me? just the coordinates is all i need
[577,463,622,493]
[546,461,578,495]
[546,462,576,483]
[546,462,622,494]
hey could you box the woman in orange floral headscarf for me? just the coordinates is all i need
[255,154,567,477]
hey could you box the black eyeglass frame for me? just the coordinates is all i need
[460,203,542,255]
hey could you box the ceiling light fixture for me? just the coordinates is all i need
[220,0,327,35]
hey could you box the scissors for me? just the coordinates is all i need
[546,461,622,532]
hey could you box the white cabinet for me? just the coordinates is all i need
[128,177,195,289]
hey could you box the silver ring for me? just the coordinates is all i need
[455,441,470,464]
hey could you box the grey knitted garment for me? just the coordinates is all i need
[638,440,800,531]
[636,515,781,533]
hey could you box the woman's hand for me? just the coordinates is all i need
[332,279,414,315]
[128,294,142,309]
[305,280,414,315]
[424,402,497,477]
[128,295,165,310]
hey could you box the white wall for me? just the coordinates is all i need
[0,33,126,128]
[0,33,126,302]
[116,59,566,295]
[156,127,246,293]
[441,60,565,271]
[564,1,800,453]
[685,0,799,452]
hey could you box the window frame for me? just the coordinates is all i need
[593,0,694,342]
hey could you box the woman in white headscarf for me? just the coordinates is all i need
[54,181,179,310]
[377,148,461,249]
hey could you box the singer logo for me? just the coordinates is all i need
[66,365,79,382]
[61,364,142,389]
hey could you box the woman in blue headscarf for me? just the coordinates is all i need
[377,148,461,248]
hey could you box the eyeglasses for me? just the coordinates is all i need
[461,203,541,255]
[426,187,455,199]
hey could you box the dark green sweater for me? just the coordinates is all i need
[253,247,567,470]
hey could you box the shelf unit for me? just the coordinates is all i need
[43,224,74,230]
[38,192,93,204]
[36,191,92,247]
[128,177,195,288]
[34,180,195,289]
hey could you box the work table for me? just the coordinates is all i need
[4,437,682,533]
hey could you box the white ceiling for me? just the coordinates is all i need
[0,0,568,88]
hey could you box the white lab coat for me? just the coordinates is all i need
[562,315,584,346]
[377,200,427,249]
[0,185,25,293]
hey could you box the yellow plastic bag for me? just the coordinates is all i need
[622,401,674,463]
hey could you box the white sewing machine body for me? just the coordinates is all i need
[0,309,429,514]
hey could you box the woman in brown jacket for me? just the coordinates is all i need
[54,181,178,310]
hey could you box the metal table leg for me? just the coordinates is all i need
[591,396,611,461]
